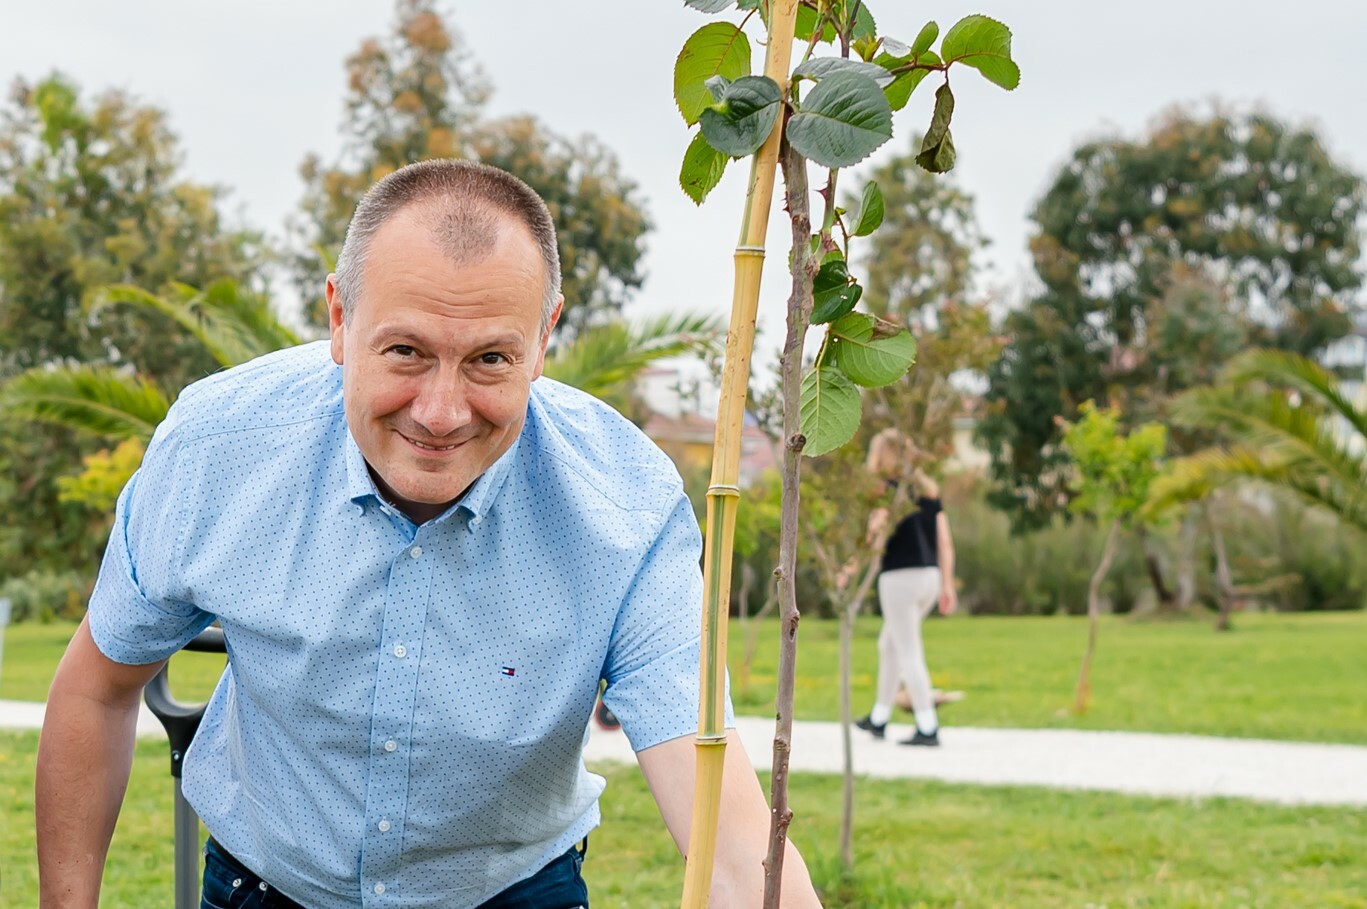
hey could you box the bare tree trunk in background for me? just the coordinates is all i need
[762,137,816,909]
[1137,525,1177,611]
[1075,522,1120,713]
[1176,510,1198,610]
[1208,503,1237,632]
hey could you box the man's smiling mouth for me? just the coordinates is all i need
[402,434,461,452]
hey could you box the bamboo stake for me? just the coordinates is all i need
[679,3,798,906]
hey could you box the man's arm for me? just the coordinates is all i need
[937,510,957,615]
[37,617,167,909]
[637,731,822,908]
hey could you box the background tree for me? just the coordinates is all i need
[980,106,1364,533]
[0,74,264,597]
[852,160,1003,463]
[292,0,650,337]
[1153,349,1367,535]
[0,74,264,384]
[1061,402,1167,713]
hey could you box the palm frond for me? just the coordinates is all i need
[0,365,171,441]
[544,311,724,408]
[1221,348,1367,442]
[89,280,303,368]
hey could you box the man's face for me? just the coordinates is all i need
[327,207,561,523]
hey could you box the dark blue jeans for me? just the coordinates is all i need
[201,838,589,909]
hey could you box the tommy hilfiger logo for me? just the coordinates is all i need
[500,666,516,677]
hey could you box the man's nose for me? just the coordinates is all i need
[408,370,471,438]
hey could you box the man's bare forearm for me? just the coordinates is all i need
[37,621,161,908]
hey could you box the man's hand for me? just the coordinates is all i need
[938,584,958,616]
[37,617,166,909]
[637,732,823,907]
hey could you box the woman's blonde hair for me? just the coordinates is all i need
[866,428,911,480]
[867,428,939,496]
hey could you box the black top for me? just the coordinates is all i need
[881,496,942,572]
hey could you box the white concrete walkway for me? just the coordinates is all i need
[6,700,1365,808]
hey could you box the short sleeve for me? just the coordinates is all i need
[600,490,734,752]
[87,420,214,665]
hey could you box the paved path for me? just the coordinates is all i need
[6,700,1365,808]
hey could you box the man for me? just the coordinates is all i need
[36,160,821,908]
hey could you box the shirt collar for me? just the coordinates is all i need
[343,425,522,525]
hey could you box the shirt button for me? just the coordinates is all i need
[410,546,422,558]
[393,644,407,658]
[258,882,269,892]
[384,739,397,752]
[378,818,391,832]
[374,882,386,895]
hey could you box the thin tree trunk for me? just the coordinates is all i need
[1208,504,1236,632]
[838,588,855,868]
[1176,510,1198,610]
[762,135,816,909]
[838,553,880,869]
[1074,522,1120,714]
[1137,525,1177,611]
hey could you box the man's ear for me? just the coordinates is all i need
[531,295,564,380]
[326,274,345,365]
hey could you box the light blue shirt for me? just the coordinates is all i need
[89,341,730,909]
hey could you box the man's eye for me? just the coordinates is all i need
[480,352,509,366]
[388,345,417,358]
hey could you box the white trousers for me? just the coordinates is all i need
[876,566,942,714]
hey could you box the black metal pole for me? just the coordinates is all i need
[144,627,226,909]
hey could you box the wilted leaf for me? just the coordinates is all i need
[916,83,956,172]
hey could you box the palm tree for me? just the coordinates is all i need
[542,311,723,416]
[0,279,301,443]
[1151,348,1367,534]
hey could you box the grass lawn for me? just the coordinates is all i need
[3,729,1363,908]
[11,611,1364,743]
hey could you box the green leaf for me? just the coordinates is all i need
[828,312,918,387]
[916,83,956,172]
[685,0,735,12]
[786,71,893,169]
[675,23,752,125]
[910,20,939,56]
[793,57,894,89]
[878,50,937,112]
[800,365,862,457]
[853,35,880,62]
[680,130,728,204]
[811,257,863,324]
[699,75,782,157]
[940,14,1020,90]
[849,181,884,236]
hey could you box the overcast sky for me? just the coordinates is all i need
[4,1,1366,367]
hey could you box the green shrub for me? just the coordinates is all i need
[1,570,90,623]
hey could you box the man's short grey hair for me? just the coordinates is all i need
[333,159,562,333]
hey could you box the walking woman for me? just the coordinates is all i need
[856,429,958,746]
